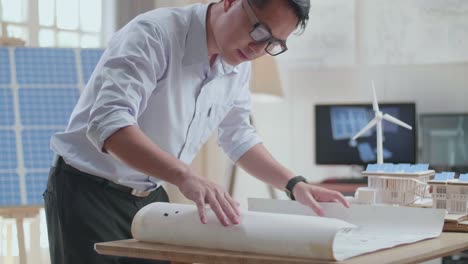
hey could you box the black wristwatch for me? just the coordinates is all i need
[285,176,307,200]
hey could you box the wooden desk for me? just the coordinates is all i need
[95,232,468,264]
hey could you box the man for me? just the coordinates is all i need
[44,0,349,263]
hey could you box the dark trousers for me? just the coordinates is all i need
[43,157,170,264]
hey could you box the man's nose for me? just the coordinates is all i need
[248,41,268,56]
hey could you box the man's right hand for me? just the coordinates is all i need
[176,172,240,226]
[103,126,240,226]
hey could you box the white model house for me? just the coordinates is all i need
[428,172,456,210]
[359,163,435,205]
[446,173,468,214]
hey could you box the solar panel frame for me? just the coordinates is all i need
[0,48,11,85]
[459,174,468,182]
[0,88,15,126]
[15,48,78,85]
[25,172,50,205]
[18,87,80,126]
[0,129,17,170]
[0,47,104,206]
[0,173,22,206]
[80,49,104,85]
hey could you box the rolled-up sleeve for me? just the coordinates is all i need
[86,20,168,152]
[217,77,263,163]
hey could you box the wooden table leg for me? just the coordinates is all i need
[30,215,41,263]
[6,223,13,264]
[16,217,27,264]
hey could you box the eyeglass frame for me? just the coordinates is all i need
[242,0,288,56]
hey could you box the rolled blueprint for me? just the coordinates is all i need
[131,202,355,260]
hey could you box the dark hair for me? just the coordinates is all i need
[249,0,310,34]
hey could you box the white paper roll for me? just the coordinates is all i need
[131,202,355,260]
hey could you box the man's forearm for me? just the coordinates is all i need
[103,125,191,187]
[103,125,241,225]
[236,143,295,190]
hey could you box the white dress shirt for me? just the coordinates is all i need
[50,3,262,191]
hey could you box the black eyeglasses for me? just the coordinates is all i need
[242,0,288,56]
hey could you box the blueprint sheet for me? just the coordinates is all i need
[248,198,445,260]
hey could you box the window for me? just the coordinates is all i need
[0,0,104,48]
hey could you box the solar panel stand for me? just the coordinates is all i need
[0,36,26,47]
[0,206,41,264]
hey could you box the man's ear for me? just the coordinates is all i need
[224,0,238,13]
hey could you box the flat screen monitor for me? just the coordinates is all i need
[419,113,468,169]
[315,103,417,165]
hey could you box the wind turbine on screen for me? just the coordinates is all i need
[351,81,413,164]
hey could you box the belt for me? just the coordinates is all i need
[53,155,153,198]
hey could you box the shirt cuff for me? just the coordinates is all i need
[86,110,137,152]
[226,136,263,163]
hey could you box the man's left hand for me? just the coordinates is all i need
[292,182,350,216]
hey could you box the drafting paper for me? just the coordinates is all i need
[248,198,446,260]
[131,202,355,260]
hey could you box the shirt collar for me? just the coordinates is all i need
[182,3,239,75]
[215,56,239,75]
[219,57,239,74]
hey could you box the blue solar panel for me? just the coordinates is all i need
[19,88,80,125]
[366,164,379,172]
[357,142,375,162]
[0,173,21,206]
[81,49,103,84]
[434,172,455,181]
[434,173,446,181]
[379,163,392,172]
[0,130,17,170]
[406,164,429,172]
[0,88,15,125]
[395,164,411,172]
[15,48,77,85]
[0,48,11,85]
[0,47,104,206]
[442,172,455,180]
[25,172,48,205]
[22,129,60,169]
[383,148,392,159]
[366,163,431,173]
[417,164,429,171]
[330,107,371,140]
[459,174,468,182]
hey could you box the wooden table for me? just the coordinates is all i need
[95,232,468,264]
